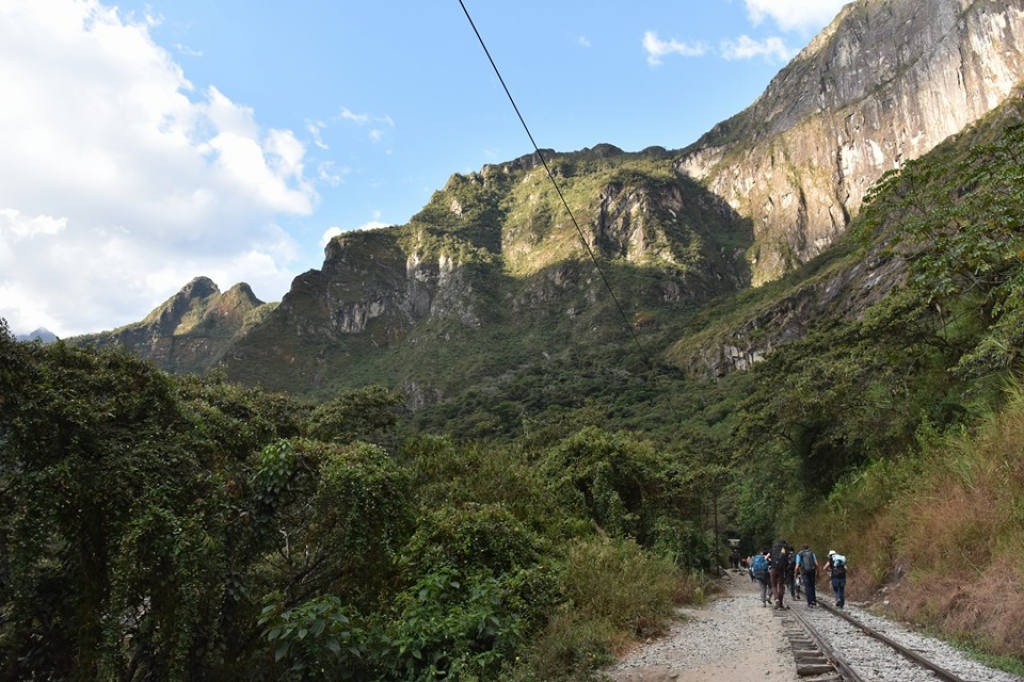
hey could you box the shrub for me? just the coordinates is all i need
[379,567,550,682]
[514,536,696,681]
[401,503,543,577]
[257,597,370,681]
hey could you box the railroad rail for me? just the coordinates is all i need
[781,601,971,682]
[816,602,966,682]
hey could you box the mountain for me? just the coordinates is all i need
[73,276,276,374]
[16,328,58,344]
[678,0,1024,285]
[218,146,752,399]
[71,0,1024,404]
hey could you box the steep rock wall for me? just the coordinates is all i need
[677,0,1024,285]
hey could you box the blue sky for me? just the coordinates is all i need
[0,0,848,337]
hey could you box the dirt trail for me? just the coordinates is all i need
[603,569,802,682]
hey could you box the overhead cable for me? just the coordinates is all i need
[456,0,657,374]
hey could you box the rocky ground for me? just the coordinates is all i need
[603,569,801,682]
[602,568,1024,682]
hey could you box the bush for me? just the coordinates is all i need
[401,503,544,577]
[379,567,550,682]
[515,536,696,681]
[257,597,370,681]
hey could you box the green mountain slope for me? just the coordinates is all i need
[69,0,1024,412]
[214,146,754,399]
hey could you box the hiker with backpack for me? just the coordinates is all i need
[751,549,770,606]
[769,539,792,609]
[796,544,818,607]
[786,549,801,600]
[827,550,848,608]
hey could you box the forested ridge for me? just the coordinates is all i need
[5,94,1024,682]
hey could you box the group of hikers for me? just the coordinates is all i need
[747,540,847,610]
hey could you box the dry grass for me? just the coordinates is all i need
[514,536,705,680]
[885,555,1024,657]
[820,387,1024,662]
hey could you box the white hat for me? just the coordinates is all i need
[828,550,836,556]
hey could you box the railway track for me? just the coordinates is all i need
[780,600,971,682]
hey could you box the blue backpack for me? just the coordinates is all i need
[752,554,768,580]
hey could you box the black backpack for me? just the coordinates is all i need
[770,542,789,570]
[800,549,815,572]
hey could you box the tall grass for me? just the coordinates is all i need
[807,383,1024,664]
[513,537,704,681]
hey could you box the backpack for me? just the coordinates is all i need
[832,554,847,577]
[770,542,789,570]
[751,554,768,580]
[800,549,815,572]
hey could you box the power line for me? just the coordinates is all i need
[456,0,657,374]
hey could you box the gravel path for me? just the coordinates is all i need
[603,570,801,682]
[602,568,1024,682]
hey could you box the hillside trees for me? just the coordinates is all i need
[1,324,702,682]
[722,112,1024,540]
[0,330,304,680]
[0,329,424,680]
[865,120,1024,378]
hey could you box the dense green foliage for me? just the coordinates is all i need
[0,325,707,681]
[9,89,1024,681]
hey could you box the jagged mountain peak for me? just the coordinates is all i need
[181,275,220,298]
[678,0,1024,285]
[71,0,1024,398]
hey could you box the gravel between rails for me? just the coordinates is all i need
[601,568,1024,682]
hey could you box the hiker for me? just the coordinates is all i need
[797,544,818,607]
[826,550,848,608]
[786,549,800,600]
[769,539,791,609]
[751,549,771,606]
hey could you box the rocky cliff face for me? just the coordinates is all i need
[677,0,1024,285]
[276,227,484,347]
[72,0,1024,393]
[72,276,272,373]
[210,147,754,394]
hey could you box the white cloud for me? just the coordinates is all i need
[721,35,793,62]
[643,31,707,66]
[0,0,317,337]
[744,0,849,33]
[320,219,388,248]
[337,107,395,144]
[322,226,344,245]
[0,209,67,239]
[579,36,591,48]
[307,120,330,150]
[317,161,348,186]
[339,107,370,125]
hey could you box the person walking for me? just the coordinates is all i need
[751,549,771,606]
[786,549,800,600]
[769,539,792,609]
[797,544,818,607]
[827,550,848,608]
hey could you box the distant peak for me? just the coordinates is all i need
[223,282,265,306]
[16,327,58,343]
[181,276,220,299]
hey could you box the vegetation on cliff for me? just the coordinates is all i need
[7,100,1024,679]
[12,20,1024,673]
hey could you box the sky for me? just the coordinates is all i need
[0,0,849,338]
